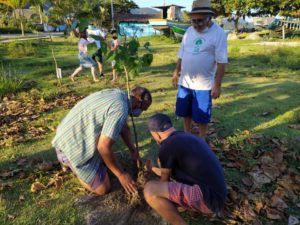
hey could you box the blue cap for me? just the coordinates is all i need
[148,113,173,132]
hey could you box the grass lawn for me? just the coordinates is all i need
[0,36,299,225]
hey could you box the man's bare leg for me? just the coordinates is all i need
[78,172,111,195]
[183,116,192,132]
[144,181,188,225]
[198,123,208,139]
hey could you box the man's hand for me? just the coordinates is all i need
[144,159,154,172]
[172,71,179,87]
[118,172,137,195]
[211,83,221,99]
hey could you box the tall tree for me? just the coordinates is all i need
[49,0,138,30]
[0,0,29,35]
[211,0,300,33]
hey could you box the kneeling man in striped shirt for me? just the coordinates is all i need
[52,87,152,195]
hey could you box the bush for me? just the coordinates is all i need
[7,41,36,57]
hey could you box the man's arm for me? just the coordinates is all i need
[160,168,171,182]
[120,122,139,160]
[97,135,137,194]
[172,58,182,87]
[211,63,226,99]
[144,159,171,181]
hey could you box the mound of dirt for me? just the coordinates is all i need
[75,155,167,225]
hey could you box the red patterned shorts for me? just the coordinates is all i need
[168,182,212,214]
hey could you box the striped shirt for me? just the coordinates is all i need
[52,89,129,183]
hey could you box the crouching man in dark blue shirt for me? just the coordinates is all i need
[144,113,227,225]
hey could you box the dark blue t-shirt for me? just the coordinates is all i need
[159,131,227,213]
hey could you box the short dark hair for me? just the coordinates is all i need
[80,28,88,39]
[111,29,117,35]
[148,113,173,132]
[130,86,152,105]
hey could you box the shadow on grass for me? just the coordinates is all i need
[214,79,300,139]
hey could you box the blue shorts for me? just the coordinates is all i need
[175,85,212,124]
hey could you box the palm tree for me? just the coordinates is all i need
[0,0,29,36]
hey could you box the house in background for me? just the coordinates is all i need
[153,4,184,21]
[115,8,162,37]
[148,4,189,36]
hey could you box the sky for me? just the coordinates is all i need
[133,0,194,11]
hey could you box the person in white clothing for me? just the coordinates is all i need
[172,0,228,139]
[87,25,106,78]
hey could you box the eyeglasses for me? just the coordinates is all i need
[191,18,209,25]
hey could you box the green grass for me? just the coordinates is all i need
[0,37,299,224]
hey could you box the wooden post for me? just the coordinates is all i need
[282,25,285,40]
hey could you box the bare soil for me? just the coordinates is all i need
[75,154,167,225]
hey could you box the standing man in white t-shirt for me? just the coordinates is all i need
[172,0,228,139]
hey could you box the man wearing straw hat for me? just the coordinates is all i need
[172,0,228,139]
[52,87,152,195]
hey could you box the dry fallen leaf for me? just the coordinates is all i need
[288,215,300,225]
[30,181,46,193]
[242,177,253,187]
[266,208,282,220]
[16,157,28,167]
[288,124,300,130]
[255,201,264,214]
[47,175,63,190]
[249,171,272,187]
[7,214,15,220]
[36,161,53,172]
[269,196,288,209]
[262,165,281,180]
[19,195,25,201]
[0,171,14,179]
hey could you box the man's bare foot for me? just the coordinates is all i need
[111,79,116,83]
[93,79,100,82]
[69,76,75,82]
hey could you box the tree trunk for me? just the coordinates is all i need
[13,10,17,26]
[19,9,24,36]
[20,19,24,36]
[234,17,239,34]
[38,5,43,24]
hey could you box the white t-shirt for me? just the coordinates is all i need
[87,28,106,49]
[178,23,228,90]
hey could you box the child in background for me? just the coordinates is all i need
[110,30,121,82]
[70,28,99,82]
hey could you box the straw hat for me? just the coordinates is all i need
[189,0,215,15]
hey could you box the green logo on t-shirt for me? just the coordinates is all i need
[193,38,205,54]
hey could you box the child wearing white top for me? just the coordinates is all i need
[70,28,99,82]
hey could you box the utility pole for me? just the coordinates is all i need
[111,0,115,29]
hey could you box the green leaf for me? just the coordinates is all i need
[128,39,140,56]
[144,42,154,53]
[140,54,153,67]
[78,17,89,32]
